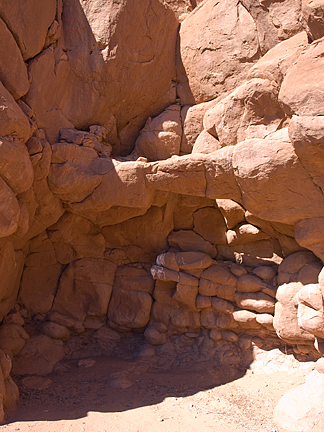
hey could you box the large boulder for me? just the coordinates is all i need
[247,31,308,85]
[204,78,285,147]
[52,258,117,322]
[274,282,315,343]
[177,0,302,104]
[279,38,324,116]
[132,104,182,161]
[177,0,259,104]
[232,130,324,224]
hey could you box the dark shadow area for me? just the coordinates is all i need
[8,354,246,423]
[6,332,317,425]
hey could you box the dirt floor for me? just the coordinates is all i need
[1,348,314,432]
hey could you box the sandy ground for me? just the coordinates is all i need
[1,351,313,432]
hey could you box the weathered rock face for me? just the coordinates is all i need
[177,0,302,104]
[25,0,178,154]
[1,0,324,428]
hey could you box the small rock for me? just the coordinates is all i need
[252,266,277,280]
[77,358,96,368]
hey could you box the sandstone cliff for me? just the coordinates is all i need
[0,0,324,429]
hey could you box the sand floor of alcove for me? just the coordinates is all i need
[2,355,310,432]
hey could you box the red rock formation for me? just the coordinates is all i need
[0,1,324,429]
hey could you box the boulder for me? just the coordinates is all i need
[52,258,117,322]
[68,159,155,210]
[12,335,64,376]
[204,79,284,147]
[19,264,63,315]
[3,376,19,416]
[48,160,103,204]
[0,138,34,194]
[39,322,70,340]
[0,0,57,60]
[279,38,324,116]
[151,265,179,283]
[198,279,236,302]
[201,265,237,287]
[175,251,213,271]
[144,326,167,345]
[172,194,216,231]
[252,266,276,280]
[211,298,234,314]
[278,251,319,285]
[156,252,180,272]
[221,330,238,343]
[296,283,324,338]
[240,0,302,54]
[113,265,154,294]
[132,104,182,161]
[151,301,198,331]
[247,31,308,85]
[295,217,324,261]
[204,147,242,202]
[173,283,198,309]
[102,203,175,255]
[236,274,265,293]
[298,262,322,285]
[47,213,106,264]
[200,308,233,330]
[178,0,259,104]
[108,288,153,330]
[0,17,29,99]
[146,154,207,197]
[233,310,258,327]
[193,207,227,245]
[232,131,324,224]
[274,282,315,342]
[256,313,274,329]
[181,100,218,153]
[192,130,221,155]
[0,350,11,381]
[216,199,245,230]
[235,292,275,313]
[196,295,212,309]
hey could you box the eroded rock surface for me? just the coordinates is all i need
[0,1,324,429]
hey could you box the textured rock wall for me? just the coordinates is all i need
[1,0,324,425]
